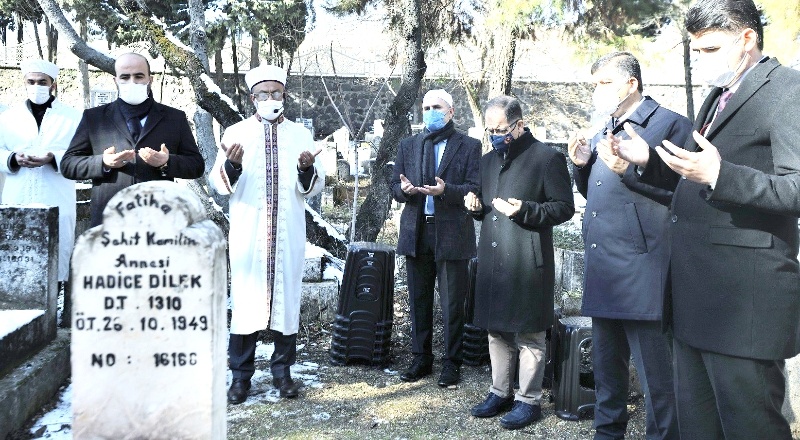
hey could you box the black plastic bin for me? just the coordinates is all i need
[330,242,395,367]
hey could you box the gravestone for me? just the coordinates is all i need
[70,182,226,439]
[0,206,58,374]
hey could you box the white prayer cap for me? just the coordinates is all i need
[21,59,59,81]
[245,64,287,90]
[423,89,453,108]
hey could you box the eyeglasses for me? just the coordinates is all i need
[485,120,519,135]
[252,90,284,101]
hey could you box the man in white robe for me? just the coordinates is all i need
[0,59,81,293]
[210,64,324,404]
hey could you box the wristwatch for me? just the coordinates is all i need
[159,161,169,177]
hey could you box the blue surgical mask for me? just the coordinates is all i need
[423,109,447,131]
[490,133,513,154]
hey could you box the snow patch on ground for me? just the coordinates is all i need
[29,340,323,439]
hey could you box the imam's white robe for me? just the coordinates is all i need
[210,116,324,335]
[0,100,82,281]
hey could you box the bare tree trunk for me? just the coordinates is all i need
[215,49,224,85]
[682,34,695,123]
[488,27,517,97]
[250,28,260,68]
[78,17,90,108]
[454,48,483,128]
[231,29,242,112]
[46,17,58,62]
[350,0,426,242]
[188,0,229,215]
[33,19,43,58]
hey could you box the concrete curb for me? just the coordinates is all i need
[0,329,70,438]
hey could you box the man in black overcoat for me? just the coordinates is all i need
[391,89,481,387]
[466,96,574,430]
[614,0,800,437]
[62,53,204,226]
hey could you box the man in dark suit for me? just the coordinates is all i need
[62,53,204,226]
[569,52,689,440]
[391,89,481,387]
[613,0,800,437]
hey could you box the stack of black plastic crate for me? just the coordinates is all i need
[462,257,490,366]
[330,242,395,367]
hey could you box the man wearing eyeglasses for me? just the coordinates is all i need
[391,89,481,388]
[465,95,574,430]
[210,64,325,404]
[568,52,690,440]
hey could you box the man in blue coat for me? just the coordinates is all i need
[568,52,691,440]
[391,89,481,387]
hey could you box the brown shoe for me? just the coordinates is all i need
[273,376,301,398]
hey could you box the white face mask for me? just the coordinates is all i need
[258,99,284,122]
[117,83,149,105]
[693,36,748,88]
[27,85,52,105]
[591,85,632,118]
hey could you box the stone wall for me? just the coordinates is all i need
[0,67,707,141]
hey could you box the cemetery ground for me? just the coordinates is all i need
[11,185,647,439]
[16,287,649,440]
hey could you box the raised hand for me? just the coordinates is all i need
[657,131,721,186]
[399,174,419,195]
[418,176,445,196]
[103,146,135,168]
[492,197,522,217]
[610,123,650,166]
[138,143,169,167]
[567,130,592,167]
[464,191,483,212]
[298,147,323,171]
[597,137,630,175]
[221,142,244,165]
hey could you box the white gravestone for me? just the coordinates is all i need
[71,182,226,439]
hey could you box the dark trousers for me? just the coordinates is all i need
[673,337,791,440]
[592,318,678,440]
[405,222,468,365]
[228,330,297,380]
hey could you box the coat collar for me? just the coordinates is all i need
[686,57,778,152]
[108,99,165,146]
[611,96,659,134]
[412,129,462,180]
[703,57,777,139]
[436,132,462,174]
[503,128,535,163]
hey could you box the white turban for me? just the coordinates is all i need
[245,65,287,90]
[423,89,453,108]
[21,59,59,81]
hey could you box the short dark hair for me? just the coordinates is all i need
[591,52,644,93]
[686,0,763,50]
[484,95,523,123]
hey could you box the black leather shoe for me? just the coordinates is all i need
[227,378,251,405]
[470,392,514,418]
[499,401,542,430]
[437,362,461,387]
[273,376,301,398]
[400,359,433,382]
